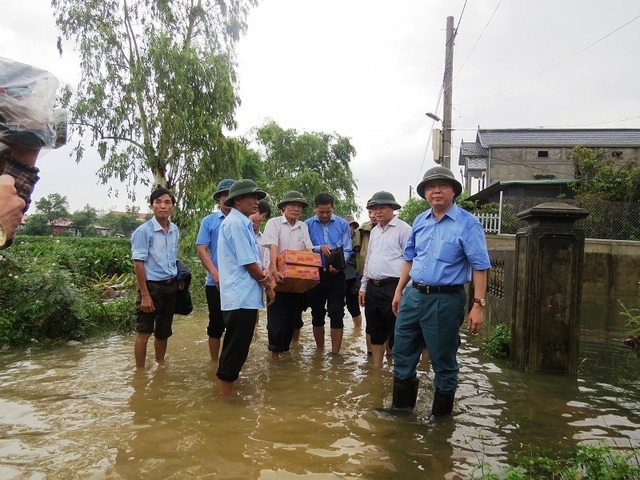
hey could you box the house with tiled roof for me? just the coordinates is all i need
[459,128,640,203]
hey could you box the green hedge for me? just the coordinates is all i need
[0,236,136,346]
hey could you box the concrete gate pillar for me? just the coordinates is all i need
[511,202,589,374]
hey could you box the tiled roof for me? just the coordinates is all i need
[460,141,488,157]
[477,129,640,147]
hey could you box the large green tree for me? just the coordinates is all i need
[251,121,358,217]
[52,0,257,213]
[568,146,640,202]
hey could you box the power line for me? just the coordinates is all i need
[454,0,503,81]
[458,12,640,106]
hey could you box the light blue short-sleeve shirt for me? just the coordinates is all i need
[131,217,179,281]
[217,208,264,311]
[195,210,226,286]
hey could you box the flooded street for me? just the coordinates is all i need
[0,306,639,479]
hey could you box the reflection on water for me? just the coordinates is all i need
[0,306,638,479]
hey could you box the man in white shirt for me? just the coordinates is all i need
[261,191,314,359]
[358,191,411,368]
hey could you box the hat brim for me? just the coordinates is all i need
[365,200,402,210]
[224,188,267,206]
[277,199,308,210]
[416,178,463,199]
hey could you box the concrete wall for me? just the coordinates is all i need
[484,235,640,329]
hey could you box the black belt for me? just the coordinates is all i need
[371,277,399,287]
[412,283,463,294]
[148,278,176,285]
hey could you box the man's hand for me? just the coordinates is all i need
[139,292,155,313]
[468,304,484,335]
[265,286,276,306]
[358,291,366,307]
[0,174,26,241]
[320,244,332,258]
[391,291,403,316]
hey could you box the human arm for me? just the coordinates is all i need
[468,269,487,335]
[134,260,154,313]
[196,244,220,287]
[0,174,26,246]
[269,244,284,283]
[391,260,413,316]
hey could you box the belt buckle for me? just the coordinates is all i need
[373,279,380,286]
[425,285,431,293]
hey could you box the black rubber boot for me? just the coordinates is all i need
[430,388,455,417]
[391,376,419,411]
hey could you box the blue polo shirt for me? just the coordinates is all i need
[217,208,264,311]
[405,202,491,286]
[131,217,179,281]
[195,210,226,286]
[305,213,352,267]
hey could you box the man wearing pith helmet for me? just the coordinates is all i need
[216,179,276,396]
[196,178,235,362]
[261,191,314,358]
[388,166,490,420]
[358,191,411,369]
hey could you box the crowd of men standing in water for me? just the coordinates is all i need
[129,166,490,420]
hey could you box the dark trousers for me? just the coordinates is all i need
[267,292,305,352]
[307,270,346,329]
[364,280,399,346]
[136,280,177,340]
[205,285,224,338]
[216,309,257,383]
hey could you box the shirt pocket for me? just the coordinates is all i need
[435,240,462,264]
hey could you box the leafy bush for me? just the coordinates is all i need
[474,442,640,479]
[479,323,511,358]
[0,237,136,346]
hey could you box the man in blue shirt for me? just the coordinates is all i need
[390,167,490,419]
[196,178,235,362]
[305,193,352,354]
[131,188,180,369]
[216,179,276,397]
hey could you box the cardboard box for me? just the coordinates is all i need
[274,263,320,294]
[276,249,322,269]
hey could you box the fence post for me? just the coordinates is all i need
[510,202,589,374]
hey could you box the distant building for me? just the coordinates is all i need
[459,128,640,196]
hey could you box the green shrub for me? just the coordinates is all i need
[0,237,137,346]
[479,323,511,358]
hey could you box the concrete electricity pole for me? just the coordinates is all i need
[442,16,454,170]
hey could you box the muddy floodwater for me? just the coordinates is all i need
[0,305,639,479]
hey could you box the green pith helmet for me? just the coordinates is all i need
[213,179,235,201]
[224,179,267,207]
[366,190,402,210]
[416,166,463,198]
[277,191,309,210]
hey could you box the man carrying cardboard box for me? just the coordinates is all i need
[261,191,315,359]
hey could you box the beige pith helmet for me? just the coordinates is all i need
[416,166,463,198]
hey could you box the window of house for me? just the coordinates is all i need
[611,150,623,158]
[537,150,549,158]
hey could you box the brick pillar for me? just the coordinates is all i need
[511,202,589,374]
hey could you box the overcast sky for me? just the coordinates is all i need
[2,0,640,221]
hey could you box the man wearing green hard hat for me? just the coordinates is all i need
[216,179,276,397]
[358,190,411,369]
[261,190,314,358]
[387,166,490,420]
[196,178,236,362]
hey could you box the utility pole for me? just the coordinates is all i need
[442,16,454,170]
